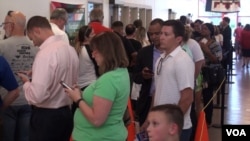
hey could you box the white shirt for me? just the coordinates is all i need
[186,38,204,63]
[50,23,69,44]
[154,46,194,129]
[77,46,97,88]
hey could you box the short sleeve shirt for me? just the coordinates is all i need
[73,68,130,141]
[0,56,18,106]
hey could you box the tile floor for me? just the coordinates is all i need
[208,55,250,141]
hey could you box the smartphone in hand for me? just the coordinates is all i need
[60,81,72,90]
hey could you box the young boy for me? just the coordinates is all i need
[147,104,184,141]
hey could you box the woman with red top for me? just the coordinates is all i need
[240,24,250,68]
[234,22,243,60]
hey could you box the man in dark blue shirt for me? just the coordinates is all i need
[0,56,19,108]
[0,56,19,140]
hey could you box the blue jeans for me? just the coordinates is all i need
[3,105,31,141]
[180,127,192,141]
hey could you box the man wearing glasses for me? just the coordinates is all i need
[154,20,194,141]
[0,11,38,141]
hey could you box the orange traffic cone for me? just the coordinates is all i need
[194,110,209,141]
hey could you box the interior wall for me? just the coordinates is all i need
[0,0,201,33]
[152,0,198,21]
[0,0,50,24]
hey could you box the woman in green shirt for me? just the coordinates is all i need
[65,31,130,141]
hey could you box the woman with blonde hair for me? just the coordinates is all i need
[135,26,150,47]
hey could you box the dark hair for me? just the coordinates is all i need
[111,21,123,28]
[204,23,215,37]
[125,24,136,35]
[194,19,203,24]
[89,31,129,75]
[244,24,250,31]
[180,15,187,25]
[133,19,143,28]
[237,22,241,27]
[73,25,92,55]
[223,17,230,24]
[150,104,184,135]
[150,18,164,26]
[163,20,185,38]
[26,16,51,32]
[78,26,92,43]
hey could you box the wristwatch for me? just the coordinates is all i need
[76,98,84,107]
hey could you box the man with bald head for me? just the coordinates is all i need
[0,11,38,141]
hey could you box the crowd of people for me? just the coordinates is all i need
[0,7,243,141]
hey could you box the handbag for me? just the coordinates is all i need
[126,98,137,141]
[202,65,225,87]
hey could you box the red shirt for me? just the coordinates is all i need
[234,27,243,42]
[89,22,112,35]
[240,30,250,49]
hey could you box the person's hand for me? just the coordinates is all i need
[142,67,154,79]
[199,39,213,54]
[18,70,32,77]
[16,72,30,83]
[64,84,82,102]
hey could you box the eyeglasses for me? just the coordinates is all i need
[0,22,13,27]
[156,55,167,75]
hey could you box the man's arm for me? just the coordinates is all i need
[178,88,193,114]
[0,57,19,108]
[195,60,205,79]
[3,88,19,109]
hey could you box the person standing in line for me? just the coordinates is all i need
[214,25,223,47]
[220,17,232,69]
[234,22,243,60]
[0,56,19,140]
[240,24,250,68]
[111,21,137,84]
[134,18,164,127]
[147,104,184,141]
[125,24,142,52]
[182,25,205,141]
[72,25,98,114]
[199,23,222,127]
[0,11,38,141]
[17,16,79,141]
[135,26,151,47]
[50,8,69,44]
[0,56,19,109]
[88,8,112,35]
[153,20,194,141]
[191,19,203,42]
[65,31,130,141]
